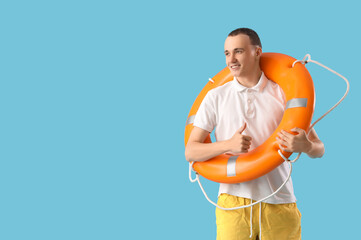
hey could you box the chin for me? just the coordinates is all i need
[232,72,244,78]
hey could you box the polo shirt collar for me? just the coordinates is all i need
[232,72,268,92]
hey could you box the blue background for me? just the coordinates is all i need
[0,0,358,239]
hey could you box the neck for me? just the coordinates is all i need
[235,68,262,88]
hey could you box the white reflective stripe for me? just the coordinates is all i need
[286,98,308,109]
[227,156,237,177]
[186,115,195,125]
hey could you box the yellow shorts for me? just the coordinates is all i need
[216,194,302,240]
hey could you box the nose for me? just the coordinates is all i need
[229,53,236,63]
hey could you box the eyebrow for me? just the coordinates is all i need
[224,48,245,53]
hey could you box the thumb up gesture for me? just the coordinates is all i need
[226,123,252,154]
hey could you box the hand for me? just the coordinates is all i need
[276,128,312,153]
[226,123,252,154]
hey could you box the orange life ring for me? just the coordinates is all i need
[184,52,315,184]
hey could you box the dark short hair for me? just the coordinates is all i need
[228,28,262,48]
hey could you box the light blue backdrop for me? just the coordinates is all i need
[0,0,358,239]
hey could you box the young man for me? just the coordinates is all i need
[185,28,324,240]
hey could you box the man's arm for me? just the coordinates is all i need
[185,123,252,162]
[276,128,325,158]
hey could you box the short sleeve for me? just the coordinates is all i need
[193,91,217,133]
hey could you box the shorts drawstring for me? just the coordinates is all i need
[259,202,262,240]
[249,200,262,240]
[249,200,253,238]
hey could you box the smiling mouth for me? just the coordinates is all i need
[230,65,240,70]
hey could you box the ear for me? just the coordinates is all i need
[256,47,262,57]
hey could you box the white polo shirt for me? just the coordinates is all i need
[193,72,296,204]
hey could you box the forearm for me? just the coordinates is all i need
[185,140,230,162]
[305,139,325,158]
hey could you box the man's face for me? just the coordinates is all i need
[224,34,261,78]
